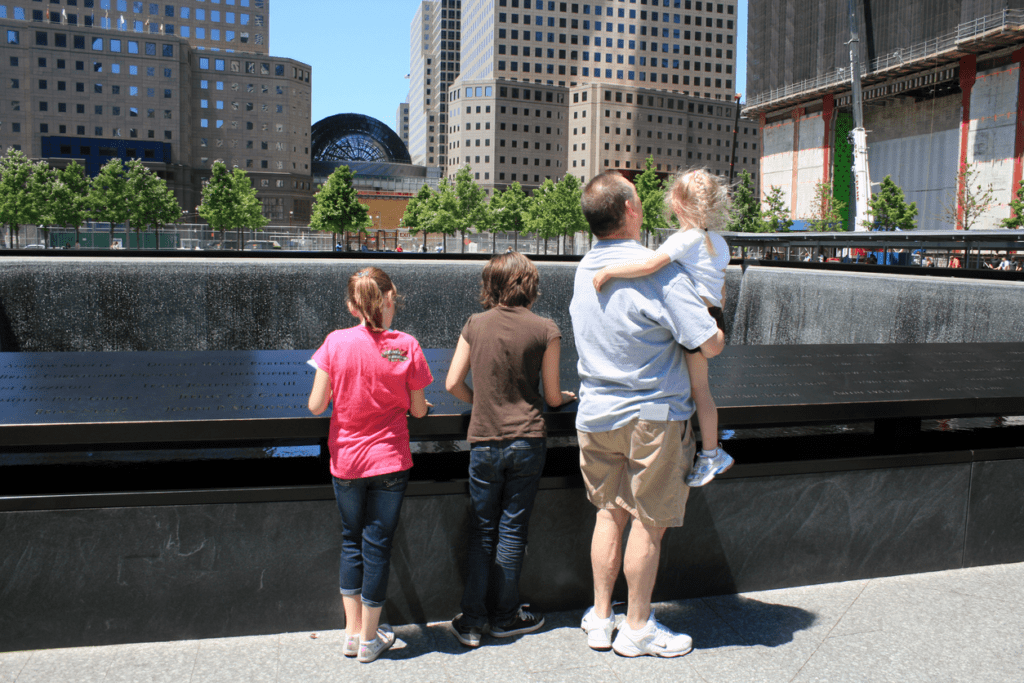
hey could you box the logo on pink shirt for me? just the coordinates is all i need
[381,349,408,363]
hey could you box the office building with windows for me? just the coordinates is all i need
[407,0,461,169]
[435,0,758,194]
[0,0,313,225]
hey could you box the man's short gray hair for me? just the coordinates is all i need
[581,171,635,239]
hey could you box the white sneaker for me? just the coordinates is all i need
[612,610,693,658]
[342,633,360,657]
[357,625,396,663]
[686,446,734,487]
[580,606,616,651]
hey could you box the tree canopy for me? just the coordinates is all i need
[309,164,372,246]
[199,161,267,248]
[634,158,670,236]
[125,159,181,247]
[807,181,847,232]
[0,148,40,248]
[725,169,766,232]
[90,158,132,248]
[867,175,917,231]
[761,186,793,232]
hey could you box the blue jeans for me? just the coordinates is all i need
[332,469,410,608]
[461,437,546,627]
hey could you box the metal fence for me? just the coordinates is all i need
[6,223,595,256]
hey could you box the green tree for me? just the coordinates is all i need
[49,162,91,248]
[89,158,131,248]
[762,185,793,232]
[199,162,268,249]
[635,157,670,242]
[0,148,39,248]
[451,166,489,253]
[807,181,848,232]
[726,169,766,232]
[943,163,994,231]
[866,175,917,231]
[1001,178,1024,229]
[487,181,531,253]
[126,159,181,249]
[524,175,588,255]
[551,174,589,254]
[27,161,55,247]
[310,164,371,249]
[525,178,559,254]
[401,184,435,251]
[410,179,459,252]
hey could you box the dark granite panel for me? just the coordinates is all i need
[964,458,1024,567]
[654,463,972,599]
[0,463,977,652]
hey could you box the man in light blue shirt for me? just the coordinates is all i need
[571,171,723,658]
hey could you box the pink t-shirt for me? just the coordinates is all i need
[311,325,433,480]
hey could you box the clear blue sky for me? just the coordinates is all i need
[272,0,748,134]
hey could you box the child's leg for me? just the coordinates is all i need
[684,351,718,453]
[343,594,362,637]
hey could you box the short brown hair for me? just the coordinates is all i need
[581,171,636,238]
[479,251,540,309]
[348,267,398,330]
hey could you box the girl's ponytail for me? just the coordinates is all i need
[348,267,397,331]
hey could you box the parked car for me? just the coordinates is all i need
[244,240,282,250]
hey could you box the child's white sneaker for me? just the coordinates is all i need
[686,446,734,487]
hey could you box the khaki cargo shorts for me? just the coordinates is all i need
[578,418,695,528]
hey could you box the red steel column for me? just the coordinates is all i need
[791,107,805,218]
[1011,49,1024,212]
[957,55,978,230]
[822,94,835,183]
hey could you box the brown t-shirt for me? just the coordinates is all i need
[461,306,562,443]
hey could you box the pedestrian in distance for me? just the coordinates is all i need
[571,171,724,658]
[307,267,433,663]
[446,251,577,647]
[592,168,734,487]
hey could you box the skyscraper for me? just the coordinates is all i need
[431,0,759,194]
[0,0,313,225]
[407,0,461,169]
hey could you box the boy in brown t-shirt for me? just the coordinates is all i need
[445,252,576,647]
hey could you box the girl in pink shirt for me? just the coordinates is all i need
[308,267,433,663]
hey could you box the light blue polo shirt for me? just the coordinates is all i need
[569,239,719,433]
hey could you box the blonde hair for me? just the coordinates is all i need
[666,168,731,255]
[347,267,399,331]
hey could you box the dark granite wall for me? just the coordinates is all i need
[4,458,1019,652]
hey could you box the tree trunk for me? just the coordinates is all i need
[155,224,160,250]
[75,225,80,249]
[492,231,496,254]
[514,231,519,252]
[461,230,466,253]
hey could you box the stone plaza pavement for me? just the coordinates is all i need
[2,562,1022,683]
